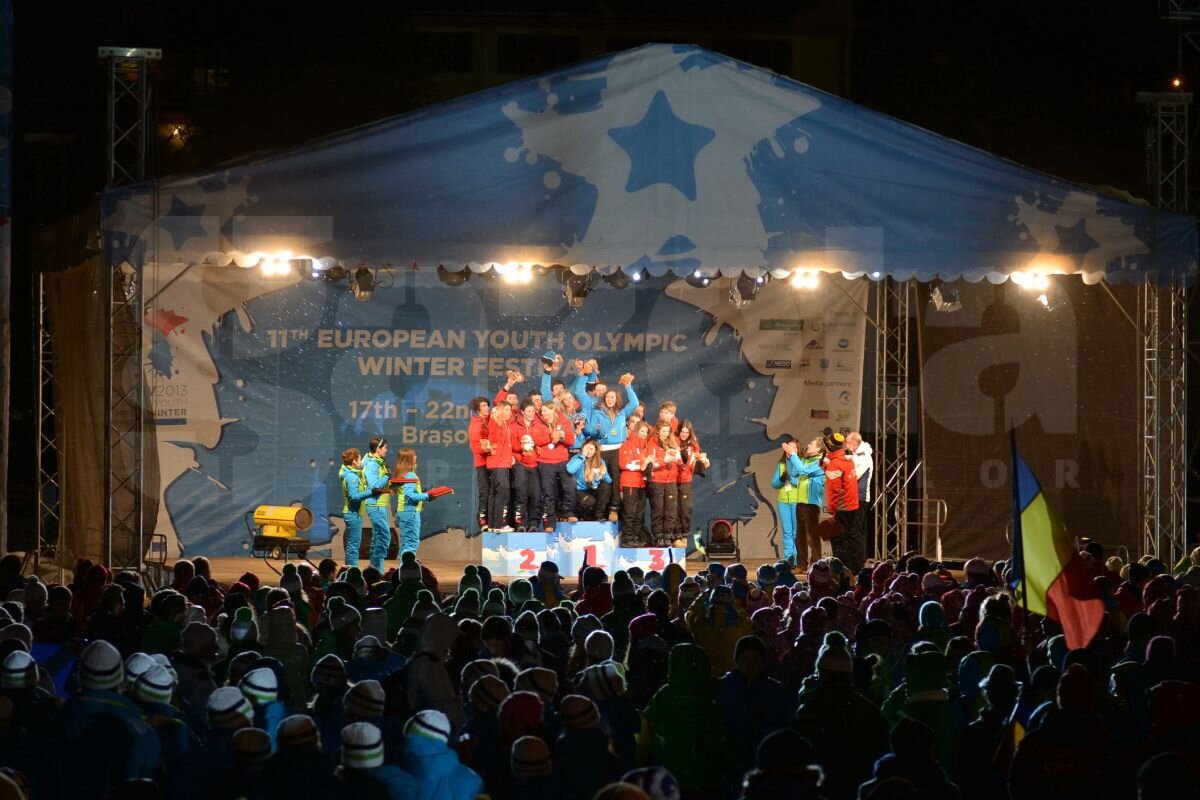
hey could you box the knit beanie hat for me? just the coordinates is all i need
[583,566,607,589]
[461,658,499,691]
[628,613,659,641]
[808,560,832,588]
[233,727,272,768]
[583,662,627,699]
[585,629,615,662]
[277,714,320,749]
[571,614,603,648]
[327,597,362,632]
[678,578,700,607]
[514,610,540,642]
[353,635,385,660]
[469,673,510,712]
[508,579,534,607]
[816,633,852,677]
[311,653,347,688]
[459,565,483,598]
[482,588,508,619]
[279,563,303,594]
[123,652,156,690]
[594,785,651,800]
[345,567,367,598]
[344,679,386,720]
[537,561,560,584]
[511,735,552,777]
[756,564,778,591]
[0,651,36,689]
[239,667,279,706]
[499,690,545,733]
[905,650,947,693]
[133,664,176,705]
[341,722,384,769]
[180,621,218,657]
[515,667,558,705]
[622,767,682,800]
[404,709,452,745]
[208,686,253,729]
[394,551,419,582]
[361,607,387,642]
[80,640,124,691]
[1057,663,1097,710]
[454,588,481,619]
[231,606,258,643]
[559,693,600,730]
[611,571,635,599]
[228,653,263,689]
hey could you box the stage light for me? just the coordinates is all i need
[1013,272,1049,291]
[1172,76,1183,89]
[352,267,376,302]
[685,270,711,289]
[563,271,594,307]
[631,271,642,282]
[604,268,632,290]
[930,279,961,313]
[729,273,761,307]
[260,258,292,279]
[1036,293,1050,308]
[790,270,819,289]
[437,265,470,286]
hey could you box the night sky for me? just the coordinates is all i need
[5,1,1195,534]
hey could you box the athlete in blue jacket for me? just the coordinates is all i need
[339,448,374,567]
[361,437,393,571]
[566,439,614,520]
[393,447,432,558]
[586,373,638,520]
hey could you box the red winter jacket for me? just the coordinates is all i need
[619,438,650,489]
[510,416,540,469]
[532,412,575,465]
[647,440,680,484]
[677,442,705,484]
[824,449,860,513]
[468,415,489,468]
[484,416,515,470]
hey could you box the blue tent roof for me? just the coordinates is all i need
[102,43,1197,285]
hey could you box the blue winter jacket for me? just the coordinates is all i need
[341,465,374,514]
[585,384,640,447]
[566,453,614,491]
[399,734,486,800]
[38,689,161,796]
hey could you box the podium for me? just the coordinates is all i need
[481,521,686,578]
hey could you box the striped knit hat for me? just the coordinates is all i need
[559,694,600,730]
[460,658,499,694]
[133,664,177,705]
[1,651,36,690]
[405,709,452,744]
[239,668,278,706]
[511,735,552,777]
[583,662,626,700]
[310,654,347,688]
[341,722,384,770]
[469,674,510,712]
[277,714,320,749]
[123,652,156,690]
[80,640,124,691]
[344,680,386,721]
[515,667,558,705]
[207,686,253,730]
[233,727,272,768]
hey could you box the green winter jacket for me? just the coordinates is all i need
[383,578,424,641]
[643,644,731,793]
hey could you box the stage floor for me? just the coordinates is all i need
[179,555,779,592]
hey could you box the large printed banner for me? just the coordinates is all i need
[142,267,866,559]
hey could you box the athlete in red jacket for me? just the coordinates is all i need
[675,419,709,543]
[533,404,577,529]
[483,403,516,532]
[645,421,681,547]
[468,396,491,535]
[618,422,653,547]
[823,432,864,573]
[509,400,542,530]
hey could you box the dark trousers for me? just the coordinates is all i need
[576,483,612,521]
[513,464,541,525]
[475,465,490,524]
[538,462,576,526]
[620,486,647,546]
[601,449,622,512]
[797,503,822,568]
[488,468,511,529]
[647,481,679,544]
[833,508,866,573]
[677,481,694,539]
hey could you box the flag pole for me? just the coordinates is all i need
[1009,428,1030,647]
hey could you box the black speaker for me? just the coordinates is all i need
[705,518,740,561]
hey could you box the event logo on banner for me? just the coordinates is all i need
[142,268,866,560]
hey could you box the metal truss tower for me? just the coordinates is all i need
[872,279,915,561]
[1137,89,1190,563]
